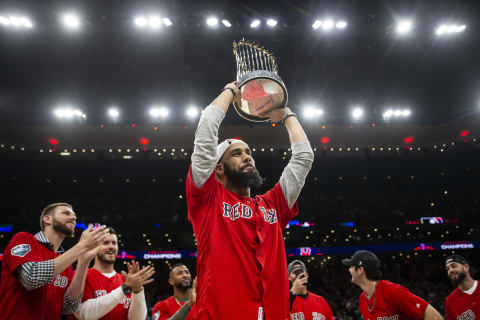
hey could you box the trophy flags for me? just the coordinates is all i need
[232,39,288,122]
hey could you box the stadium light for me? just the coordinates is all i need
[396,20,413,34]
[186,106,199,119]
[383,108,411,120]
[62,13,81,30]
[149,15,162,29]
[0,15,33,28]
[134,16,147,27]
[312,20,322,30]
[108,108,120,119]
[162,17,172,26]
[266,19,277,27]
[54,106,86,119]
[221,19,231,27]
[149,107,169,119]
[206,17,218,27]
[351,108,364,120]
[436,24,466,36]
[336,21,347,29]
[321,19,334,31]
[302,107,324,119]
[250,19,261,28]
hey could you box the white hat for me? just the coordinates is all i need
[216,139,249,163]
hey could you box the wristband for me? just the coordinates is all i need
[222,87,237,97]
[281,112,297,124]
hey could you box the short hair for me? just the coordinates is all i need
[169,263,187,278]
[356,265,382,281]
[106,227,117,236]
[40,203,73,231]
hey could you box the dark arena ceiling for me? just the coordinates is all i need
[0,0,480,149]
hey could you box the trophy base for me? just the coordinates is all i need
[234,70,288,122]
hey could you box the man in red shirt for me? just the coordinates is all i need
[186,81,314,319]
[445,255,479,320]
[342,250,443,320]
[288,260,334,320]
[0,202,110,320]
[72,227,155,320]
[152,263,196,320]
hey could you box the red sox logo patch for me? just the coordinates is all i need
[222,202,277,224]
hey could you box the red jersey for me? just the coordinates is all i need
[290,292,334,320]
[445,281,480,320]
[359,280,429,320]
[186,168,298,320]
[80,268,132,320]
[0,231,74,320]
[152,296,196,320]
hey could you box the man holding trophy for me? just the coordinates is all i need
[186,39,314,319]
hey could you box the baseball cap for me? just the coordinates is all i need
[288,260,307,274]
[342,250,381,272]
[216,139,249,163]
[446,255,469,266]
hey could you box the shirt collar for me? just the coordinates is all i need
[34,231,65,253]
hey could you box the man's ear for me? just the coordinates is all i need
[215,163,224,177]
[43,215,52,228]
[168,278,174,286]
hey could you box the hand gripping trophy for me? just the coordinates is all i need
[232,39,288,122]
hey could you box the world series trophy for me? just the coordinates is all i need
[232,39,288,122]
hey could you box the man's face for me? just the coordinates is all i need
[348,265,362,284]
[97,233,118,265]
[446,262,468,286]
[51,206,77,237]
[220,143,263,188]
[169,265,192,291]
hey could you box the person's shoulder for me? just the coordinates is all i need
[308,292,328,303]
[380,279,404,291]
[5,231,36,250]
[153,296,173,309]
[446,288,461,301]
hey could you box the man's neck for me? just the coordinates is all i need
[43,229,65,252]
[359,279,377,298]
[459,276,475,292]
[94,261,115,274]
[174,288,191,301]
[224,182,250,197]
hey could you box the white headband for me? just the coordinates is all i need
[216,139,249,163]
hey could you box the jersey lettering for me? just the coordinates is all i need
[53,275,68,288]
[377,316,399,320]
[291,312,305,320]
[95,290,108,297]
[260,207,277,224]
[457,310,476,320]
[222,202,253,221]
[312,312,326,320]
[120,297,132,309]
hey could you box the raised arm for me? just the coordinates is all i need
[191,82,238,188]
[271,107,314,208]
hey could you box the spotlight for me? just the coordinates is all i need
[9,16,21,27]
[393,109,402,117]
[54,107,86,119]
[162,17,172,26]
[221,19,231,27]
[149,15,162,29]
[336,21,347,29]
[312,20,322,29]
[436,24,466,36]
[435,25,447,35]
[0,16,10,26]
[302,107,324,119]
[250,19,261,28]
[383,109,393,119]
[108,108,120,119]
[134,16,147,27]
[20,17,33,28]
[396,20,412,34]
[322,19,334,31]
[455,25,466,32]
[402,109,411,117]
[351,108,364,120]
[266,19,277,27]
[150,107,169,118]
[206,17,218,27]
[62,13,81,29]
[186,106,199,119]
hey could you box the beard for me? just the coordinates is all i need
[224,163,264,188]
[174,279,191,292]
[450,270,467,287]
[97,251,116,265]
[52,217,74,237]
